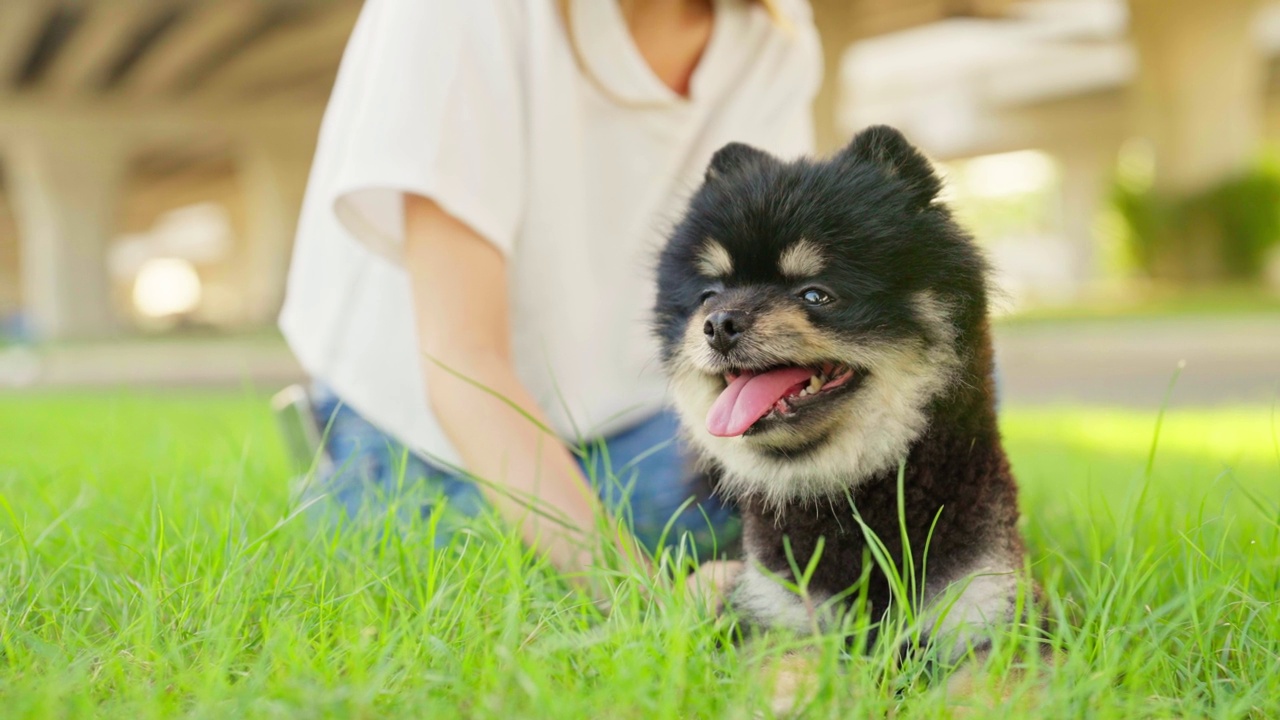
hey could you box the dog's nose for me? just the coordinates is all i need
[704,310,750,354]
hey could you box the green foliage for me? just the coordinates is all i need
[1201,164,1280,277]
[1112,153,1280,281]
[2,392,1279,718]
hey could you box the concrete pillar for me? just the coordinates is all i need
[1128,0,1265,281]
[1053,142,1116,292]
[0,186,21,319]
[237,131,313,326]
[1129,0,1264,195]
[4,128,127,340]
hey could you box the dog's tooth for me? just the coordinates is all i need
[808,375,822,393]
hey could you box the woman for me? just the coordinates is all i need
[278,0,821,575]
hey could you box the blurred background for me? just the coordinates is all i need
[0,0,1276,408]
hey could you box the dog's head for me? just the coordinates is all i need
[654,126,990,504]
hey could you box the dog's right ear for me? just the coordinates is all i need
[841,125,942,209]
[705,142,773,183]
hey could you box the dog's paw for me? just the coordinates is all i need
[684,559,744,614]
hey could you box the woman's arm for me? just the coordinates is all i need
[403,194,626,574]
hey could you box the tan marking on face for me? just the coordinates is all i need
[778,239,826,278]
[664,291,965,507]
[745,305,847,365]
[696,240,733,278]
[674,303,845,375]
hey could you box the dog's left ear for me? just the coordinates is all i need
[842,125,942,209]
[705,142,774,183]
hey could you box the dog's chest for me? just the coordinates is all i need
[730,512,871,634]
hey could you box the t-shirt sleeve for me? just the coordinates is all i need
[316,0,525,263]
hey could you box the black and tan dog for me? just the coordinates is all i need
[655,126,1029,672]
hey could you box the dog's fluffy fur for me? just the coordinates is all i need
[654,126,1028,661]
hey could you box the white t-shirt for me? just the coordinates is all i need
[279,0,822,467]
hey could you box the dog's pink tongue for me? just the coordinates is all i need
[706,367,814,437]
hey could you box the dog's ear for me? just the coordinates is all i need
[705,142,773,183]
[842,125,942,208]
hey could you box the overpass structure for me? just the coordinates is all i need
[11,0,1265,342]
[0,0,364,339]
[846,0,1280,293]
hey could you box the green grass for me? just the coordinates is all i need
[2,392,1278,718]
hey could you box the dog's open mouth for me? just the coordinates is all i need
[706,363,863,437]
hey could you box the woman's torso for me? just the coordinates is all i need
[280,0,821,465]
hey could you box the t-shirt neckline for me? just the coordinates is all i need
[571,0,733,108]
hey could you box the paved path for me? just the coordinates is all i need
[0,335,303,393]
[3,316,1277,408]
[994,316,1279,407]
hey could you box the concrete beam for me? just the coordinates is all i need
[0,97,323,144]
[844,73,1127,163]
[0,2,52,93]
[124,0,269,98]
[810,0,1019,152]
[42,0,154,99]
[200,3,360,100]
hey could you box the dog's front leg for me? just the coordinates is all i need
[918,559,1052,710]
[921,557,1021,664]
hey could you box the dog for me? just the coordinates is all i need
[654,126,1031,681]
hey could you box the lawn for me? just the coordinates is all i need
[1,392,1278,719]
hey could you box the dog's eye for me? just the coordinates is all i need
[699,290,719,304]
[800,288,832,306]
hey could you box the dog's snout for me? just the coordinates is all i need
[704,310,751,354]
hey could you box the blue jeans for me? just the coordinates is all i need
[301,386,741,559]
